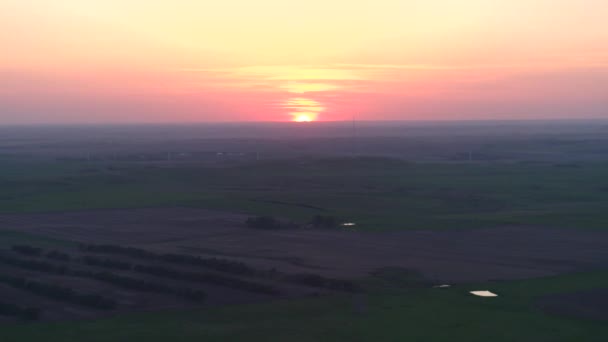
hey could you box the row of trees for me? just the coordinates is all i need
[78,271,206,302]
[160,253,256,276]
[12,246,72,262]
[133,264,279,295]
[11,247,276,295]
[80,244,258,276]
[0,301,40,321]
[75,247,357,293]
[80,244,154,259]
[0,253,68,274]
[8,245,359,294]
[0,274,116,310]
[13,244,258,278]
[5,248,276,296]
[11,245,132,270]
[0,253,205,303]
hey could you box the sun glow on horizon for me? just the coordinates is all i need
[293,113,315,122]
[285,97,324,122]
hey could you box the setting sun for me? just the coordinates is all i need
[285,97,323,122]
[1,0,606,123]
[293,114,314,122]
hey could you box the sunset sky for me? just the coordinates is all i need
[1,0,607,123]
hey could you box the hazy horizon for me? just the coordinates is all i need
[3,117,608,127]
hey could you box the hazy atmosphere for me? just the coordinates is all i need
[2,0,607,123]
[2,2,608,341]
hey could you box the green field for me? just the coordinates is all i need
[1,271,607,342]
[2,158,608,230]
[1,155,608,340]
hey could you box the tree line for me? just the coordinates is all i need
[133,264,279,295]
[10,245,134,271]
[10,246,72,262]
[0,253,205,303]
[80,244,258,276]
[0,253,68,274]
[8,245,359,294]
[78,271,206,302]
[9,246,277,296]
[0,274,116,310]
[6,248,277,296]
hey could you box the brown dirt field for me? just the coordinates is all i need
[535,289,608,321]
[2,208,608,283]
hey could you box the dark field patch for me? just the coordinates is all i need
[2,208,608,283]
[0,240,357,322]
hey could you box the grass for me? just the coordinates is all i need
[1,271,608,342]
[1,157,608,340]
[1,158,608,230]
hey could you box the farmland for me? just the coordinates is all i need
[1,121,608,341]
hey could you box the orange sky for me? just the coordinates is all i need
[1,0,607,123]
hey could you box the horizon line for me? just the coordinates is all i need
[2,117,608,129]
